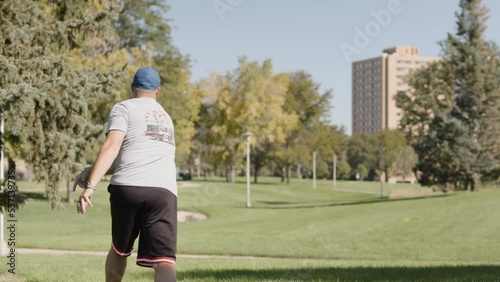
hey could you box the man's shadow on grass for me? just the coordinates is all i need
[130,265,500,281]
[248,194,455,210]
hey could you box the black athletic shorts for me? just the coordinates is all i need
[108,184,177,267]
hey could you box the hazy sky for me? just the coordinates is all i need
[167,0,500,135]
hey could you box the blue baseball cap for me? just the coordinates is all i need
[132,67,160,90]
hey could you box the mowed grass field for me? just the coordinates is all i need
[1,177,500,281]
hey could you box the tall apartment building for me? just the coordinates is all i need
[352,46,438,134]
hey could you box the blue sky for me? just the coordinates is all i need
[167,0,500,135]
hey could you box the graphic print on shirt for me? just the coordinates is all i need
[144,109,175,146]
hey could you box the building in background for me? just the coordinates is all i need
[352,46,438,135]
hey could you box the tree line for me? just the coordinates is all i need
[0,0,498,208]
[190,0,499,191]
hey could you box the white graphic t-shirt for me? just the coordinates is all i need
[106,98,177,196]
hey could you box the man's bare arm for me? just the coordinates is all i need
[87,130,125,186]
[76,130,124,214]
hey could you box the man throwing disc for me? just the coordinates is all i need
[73,67,178,282]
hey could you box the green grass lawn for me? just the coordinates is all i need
[2,254,500,282]
[2,177,500,281]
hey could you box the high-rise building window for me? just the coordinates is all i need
[353,47,438,134]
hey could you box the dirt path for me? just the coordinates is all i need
[177,181,201,188]
[17,248,281,260]
[330,188,381,195]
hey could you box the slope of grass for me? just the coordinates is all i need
[8,177,500,262]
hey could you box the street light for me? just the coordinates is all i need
[242,132,252,208]
[313,151,317,189]
[333,154,337,188]
[379,145,384,199]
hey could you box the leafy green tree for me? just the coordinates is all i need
[346,131,414,182]
[114,0,172,51]
[274,71,335,184]
[388,145,418,183]
[192,100,220,177]
[199,72,241,182]
[347,134,379,178]
[378,130,416,182]
[200,58,298,183]
[155,53,203,168]
[336,160,351,180]
[307,123,347,180]
[0,0,124,208]
[354,164,369,181]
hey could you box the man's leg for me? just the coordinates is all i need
[105,248,127,282]
[153,263,176,282]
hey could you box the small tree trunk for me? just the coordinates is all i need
[8,158,16,172]
[254,158,259,184]
[188,158,193,176]
[280,166,285,183]
[67,178,74,204]
[226,165,233,183]
[413,168,420,184]
[471,173,480,192]
[286,162,291,185]
[464,176,470,191]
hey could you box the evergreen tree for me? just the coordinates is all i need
[0,0,124,208]
[443,0,500,188]
[397,0,499,189]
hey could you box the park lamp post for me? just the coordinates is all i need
[333,154,337,188]
[242,132,252,208]
[379,145,384,199]
[313,151,317,189]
